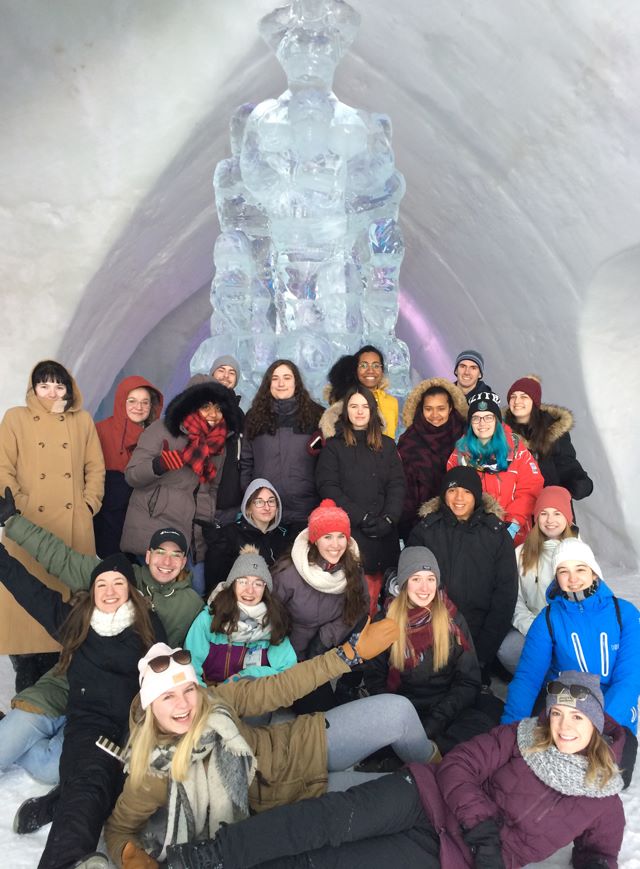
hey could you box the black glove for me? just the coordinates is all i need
[0,487,18,526]
[360,516,394,539]
[462,818,505,869]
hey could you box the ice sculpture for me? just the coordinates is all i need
[191,0,411,401]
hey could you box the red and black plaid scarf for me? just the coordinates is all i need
[181,411,227,483]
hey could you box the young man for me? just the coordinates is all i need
[453,350,492,399]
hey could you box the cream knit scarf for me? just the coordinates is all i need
[90,600,136,636]
[291,529,347,594]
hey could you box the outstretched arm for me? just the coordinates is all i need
[0,542,71,638]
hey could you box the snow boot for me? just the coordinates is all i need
[13,784,61,834]
[165,838,224,869]
[70,854,109,869]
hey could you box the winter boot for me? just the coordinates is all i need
[70,854,109,869]
[13,784,61,834]
[165,838,224,869]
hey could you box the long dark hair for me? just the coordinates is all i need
[308,541,367,625]
[209,584,289,645]
[31,360,74,410]
[505,405,550,458]
[56,583,156,674]
[340,385,383,451]
[245,359,323,439]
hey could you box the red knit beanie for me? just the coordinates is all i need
[534,486,573,524]
[507,376,542,408]
[308,499,351,543]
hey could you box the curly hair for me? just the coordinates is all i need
[209,584,290,645]
[245,359,323,440]
[56,582,156,675]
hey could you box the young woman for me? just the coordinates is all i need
[505,375,593,500]
[120,380,241,595]
[185,545,296,684]
[447,391,543,546]
[325,345,399,438]
[104,631,439,868]
[0,543,165,869]
[165,671,625,869]
[397,378,467,539]
[0,360,105,690]
[498,485,578,674]
[202,478,290,595]
[503,538,640,733]
[94,375,163,557]
[364,547,497,755]
[240,360,324,535]
[271,499,369,659]
[316,385,405,615]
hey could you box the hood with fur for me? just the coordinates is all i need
[319,398,387,439]
[504,402,574,456]
[418,491,505,521]
[164,381,241,438]
[402,377,468,428]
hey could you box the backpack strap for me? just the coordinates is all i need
[545,605,554,640]
[613,595,622,630]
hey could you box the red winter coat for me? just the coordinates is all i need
[95,375,163,473]
[446,424,543,545]
[409,716,626,868]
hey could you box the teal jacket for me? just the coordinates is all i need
[185,607,297,685]
[6,514,205,716]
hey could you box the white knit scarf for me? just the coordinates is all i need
[207,587,272,643]
[291,529,347,594]
[144,706,257,860]
[90,600,136,636]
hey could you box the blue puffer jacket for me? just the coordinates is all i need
[502,578,640,732]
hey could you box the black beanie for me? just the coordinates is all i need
[90,553,136,588]
[467,391,502,424]
[440,466,483,509]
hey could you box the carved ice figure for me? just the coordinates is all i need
[191,0,411,402]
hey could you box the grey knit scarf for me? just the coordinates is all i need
[517,717,623,798]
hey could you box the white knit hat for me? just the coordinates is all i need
[552,538,602,579]
[138,643,198,710]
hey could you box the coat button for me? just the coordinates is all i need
[38,442,45,448]
[62,443,69,449]
[64,472,71,479]
[59,415,65,421]
[38,506,45,512]
[40,473,46,480]
[33,416,40,421]
[65,503,72,509]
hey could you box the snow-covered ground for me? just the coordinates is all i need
[1,564,639,867]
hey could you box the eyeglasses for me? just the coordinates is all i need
[235,578,266,589]
[126,398,151,408]
[147,649,192,673]
[358,361,382,371]
[471,414,495,425]
[546,681,603,707]
[151,548,184,560]
[253,498,277,508]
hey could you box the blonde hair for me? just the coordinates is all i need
[126,685,212,791]
[520,522,577,575]
[527,720,620,787]
[387,586,452,672]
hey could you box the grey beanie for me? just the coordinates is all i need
[545,670,605,734]
[454,350,484,377]
[396,546,441,589]
[210,355,240,376]
[224,544,272,591]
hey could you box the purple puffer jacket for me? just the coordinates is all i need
[409,716,626,869]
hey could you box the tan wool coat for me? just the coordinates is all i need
[0,368,105,653]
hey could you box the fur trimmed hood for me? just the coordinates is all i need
[418,491,505,520]
[504,402,574,454]
[164,381,242,438]
[402,378,468,428]
[318,398,387,439]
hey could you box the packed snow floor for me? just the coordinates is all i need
[1,564,639,868]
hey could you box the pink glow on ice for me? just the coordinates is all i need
[398,286,451,378]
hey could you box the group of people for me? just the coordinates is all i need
[0,347,634,869]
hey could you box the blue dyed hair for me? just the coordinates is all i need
[455,422,509,471]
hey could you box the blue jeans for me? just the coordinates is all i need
[188,559,206,597]
[0,708,65,784]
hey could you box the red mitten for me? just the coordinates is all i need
[159,439,185,471]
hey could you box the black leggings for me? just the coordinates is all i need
[217,771,440,869]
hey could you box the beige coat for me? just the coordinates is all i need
[0,368,105,652]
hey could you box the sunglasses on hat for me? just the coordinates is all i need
[147,649,192,674]
[546,680,603,708]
